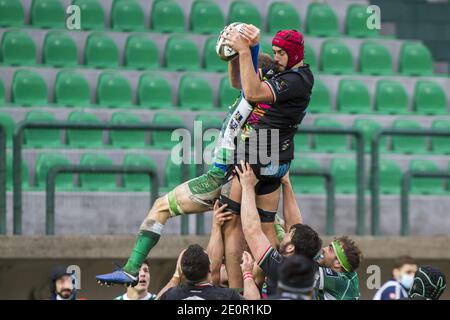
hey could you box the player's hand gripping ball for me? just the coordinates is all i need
[216,22,245,61]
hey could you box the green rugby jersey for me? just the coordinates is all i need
[316,267,360,300]
[114,292,157,300]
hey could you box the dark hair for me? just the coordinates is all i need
[258,52,273,70]
[290,224,322,259]
[278,254,317,293]
[393,256,416,270]
[181,244,210,282]
[336,236,362,271]
[410,266,447,300]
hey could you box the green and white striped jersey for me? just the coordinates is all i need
[316,267,360,300]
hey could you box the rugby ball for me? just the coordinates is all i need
[216,22,245,61]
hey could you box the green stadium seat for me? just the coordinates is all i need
[337,79,371,114]
[294,130,310,152]
[409,159,444,195]
[219,76,240,108]
[378,159,401,194]
[96,72,132,108]
[352,118,383,152]
[375,80,408,114]
[330,158,356,194]
[31,0,65,28]
[110,112,146,148]
[137,73,172,109]
[190,0,225,34]
[228,1,261,28]
[72,0,105,30]
[306,3,339,37]
[204,36,227,72]
[304,43,317,70]
[54,70,91,107]
[43,31,78,67]
[267,2,301,33]
[413,81,447,115]
[359,41,393,75]
[34,153,73,190]
[124,35,159,70]
[1,30,36,66]
[178,75,214,110]
[66,111,103,148]
[0,79,4,105]
[84,33,119,68]
[308,79,331,113]
[164,155,196,191]
[151,0,185,33]
[122,154,157,191]
[346,4,379,37]
[12,70,47,106]
[399,42,434,76]
[165,36,200,71]
[0,0,24,27]
[24,110,60,148]
[195,114,222,151]
[320,40,354,74]
[151,112,184,150]
[79,153,117,191]
[391,119,427,154]
[290,157,325,194]
[260,38,273,57]
[431,120,450,154]
[6,153,29,191]
[313,118,348,153]
[111,0,145,31]
[0,112,14,147]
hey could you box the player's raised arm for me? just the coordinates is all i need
[280,171,303,231]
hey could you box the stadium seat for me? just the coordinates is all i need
[34,153,73,190]
[164,156,196,191]
[195,114,222,151]
[151,0,185,33]
[178,74,214,110]
[122,154,158,191]
[308,79,331,114]
[164,36,200,71]
[228,1,261,28]
[409,159,444,195]
[110,112,146,148]
[391,119,427,154]
[294,131,311,152]
[54,70,91,107]
[306,3,339,37]
[304,43,317,70]
[1,30,36,66]
[79,153,117,191]
[31,0,65,28]
[0,112,14,147]
[96,72,133,108]
[337,79,371,114]
[111,0,145,31]
[289,157,325,194]
[260,38,273,57]
[352,118,383,152]
[267,2,301,33]
[6,153,29,191]
[204,36,227,72]
[190,0,225,34]
[313,118,348,153]
[320,40,354,74]
[399,42,433,76]
[330,158,356,194]
[24,110,60,148]
[0,0,24,27]
[378,158,402,194]
[0,79,4,105]
[151,112,185,150]
[413,81,447,115]
[66,111,103,148]
[137,73,172,109]
[346,4,379,37]
[359,41,393,75]
[72,0,105,30]
[84,33,119,68]
[124,35,159,70]
[375,80,408,114]
[43,31,78,67]
[218,76,240,108]
[11,70,47,106]
[431,120,450,154]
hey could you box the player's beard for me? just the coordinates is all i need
[58,288,73,299]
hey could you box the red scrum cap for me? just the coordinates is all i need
[272,30,304,69]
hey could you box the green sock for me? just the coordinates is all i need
[123,230,160,275]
